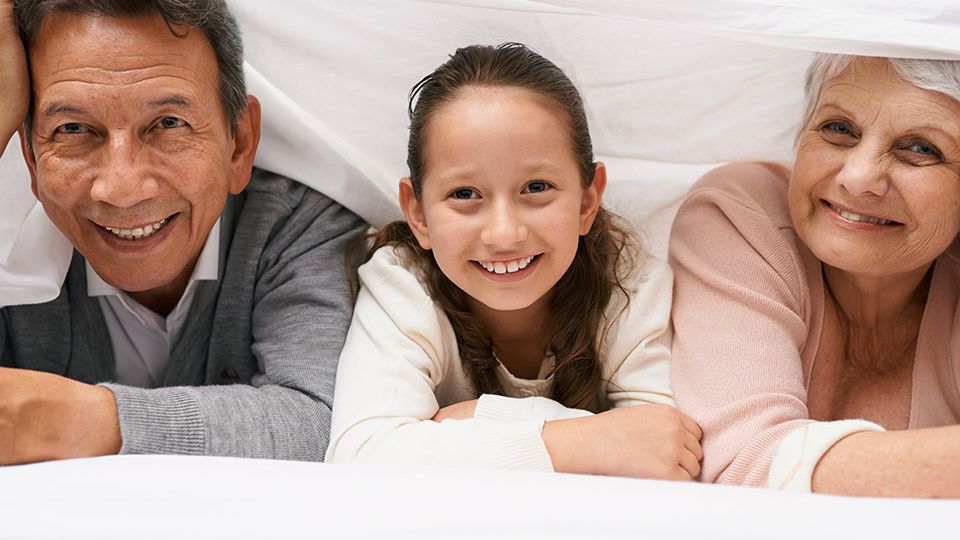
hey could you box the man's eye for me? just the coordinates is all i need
[451,188,479,200]
[56,123,88,135]
[522,180,552,194]
[158,117,185,129]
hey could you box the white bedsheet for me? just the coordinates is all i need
[2,0,959,305]
[0,455,956,539]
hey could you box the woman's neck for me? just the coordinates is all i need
[823,263,931,375]
[467,295,551,379]
[822,264,932,330]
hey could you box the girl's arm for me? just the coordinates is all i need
[0,0,28,149]
[325,249,554,470]
[811,426,960,497]
[327,248,701,479]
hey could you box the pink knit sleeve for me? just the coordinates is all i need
[668,162,817,487]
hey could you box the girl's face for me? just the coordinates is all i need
[400,85,605,313]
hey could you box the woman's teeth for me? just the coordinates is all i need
[478,256,535,274]
[104,218,168,240]
[828,202,892,225]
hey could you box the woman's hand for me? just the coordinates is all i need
[432,399,478,422]
[542,404,703,480]
[0,0,29,147]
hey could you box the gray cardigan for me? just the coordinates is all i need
[0,169,367,460]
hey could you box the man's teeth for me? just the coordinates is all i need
[104,219,168,240]
[478,256,535,274]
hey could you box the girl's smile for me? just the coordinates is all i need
[400,85,604,313]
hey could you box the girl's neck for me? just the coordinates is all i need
[467,294,551,379]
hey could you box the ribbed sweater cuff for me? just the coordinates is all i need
[476,394,592,423]
[100,383,206,455]
[768,419,885,492]
[479,419,555,472]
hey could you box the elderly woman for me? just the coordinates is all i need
[669,54,960,497]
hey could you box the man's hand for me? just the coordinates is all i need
[432,399,478,422]
[0,0,29,147]
[0,367,121,464]
[542,404,703,480]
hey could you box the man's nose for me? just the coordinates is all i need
[89,135,159,208]
[479,199,528,247]
[836,142,890,198]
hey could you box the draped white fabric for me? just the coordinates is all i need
[1,0,958,306]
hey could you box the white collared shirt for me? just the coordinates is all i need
[87,220,221,387]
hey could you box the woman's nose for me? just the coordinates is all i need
[836,143,890,197]
[479,200,528,247]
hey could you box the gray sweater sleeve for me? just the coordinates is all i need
[102,181,366,460]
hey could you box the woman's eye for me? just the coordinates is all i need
[908,142,938,156]
[451,188,479,200]
[158,117,185,129]
[522,180,552,194]
[56,123,88,135]
[821,121,855,137]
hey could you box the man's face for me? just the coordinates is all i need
[22,12,256,301]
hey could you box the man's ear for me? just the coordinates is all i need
[579,161,607,235]
[19,127,40,200]
[227,95,262,195]
[398,177,431,250]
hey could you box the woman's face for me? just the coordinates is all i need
[790,58,960,278]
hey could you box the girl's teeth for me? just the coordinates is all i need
[479,255,536,275]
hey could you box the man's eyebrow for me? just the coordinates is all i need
[41,103,89,119]
[146,95,193,108]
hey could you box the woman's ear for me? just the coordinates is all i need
[399,177,432,250]
[579,161,607,235]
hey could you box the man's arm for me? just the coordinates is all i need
[102,184,367,460]
[0,0,28,148]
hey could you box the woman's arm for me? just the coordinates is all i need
[669,162,876,487]
[0,0,28,149]
[812,426,960,497]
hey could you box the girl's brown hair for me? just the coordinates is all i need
[367,43,643,413]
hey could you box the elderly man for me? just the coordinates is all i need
[0,0,366,463]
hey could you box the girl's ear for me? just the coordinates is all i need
[399,177,432,250]
[579,161,607,235]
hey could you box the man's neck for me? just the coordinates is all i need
[127,258,198,317]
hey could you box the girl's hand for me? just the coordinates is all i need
[432,399,478,422]
[0,0,29,146]
[542,404,703,480]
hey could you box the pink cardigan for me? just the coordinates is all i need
[669,162,960,487]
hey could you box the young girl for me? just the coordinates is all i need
[326,43,702,479]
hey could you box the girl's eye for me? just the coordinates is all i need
[522,180,552,194]
[56,123,88,135]
[451,188,479,200]
[158,117,185,129]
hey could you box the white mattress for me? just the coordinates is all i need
[1,455,956,539]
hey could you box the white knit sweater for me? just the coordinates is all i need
[326,245,675,470]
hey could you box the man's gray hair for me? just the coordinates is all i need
[14,0,246,145]
[800,53,960,139]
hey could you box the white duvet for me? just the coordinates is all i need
[1,0,958,306]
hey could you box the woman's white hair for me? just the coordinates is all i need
[799,54,960,139]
